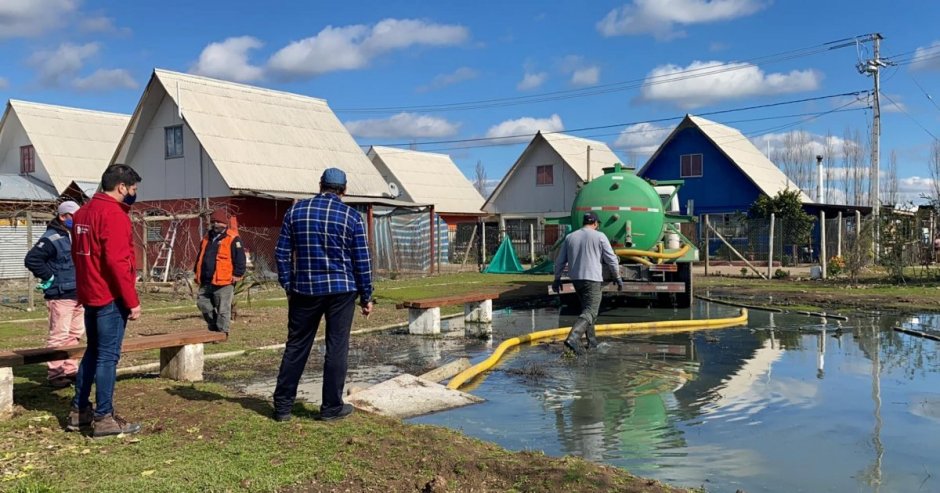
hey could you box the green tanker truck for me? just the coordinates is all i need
[550,163,698,308]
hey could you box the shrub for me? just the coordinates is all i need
[828,256,845,276]
[773,268,790,279]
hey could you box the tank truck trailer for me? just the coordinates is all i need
[547,163,698,308]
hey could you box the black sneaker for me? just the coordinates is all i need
[318,404,354,421]
[273,412,291,422]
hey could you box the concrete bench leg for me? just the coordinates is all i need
[464,299,493,324]
[409,307,441,335]
[160,344,205,381]
[464,323,493,339]
[0,367,12,418]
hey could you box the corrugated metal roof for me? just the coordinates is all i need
[8,100,129,193]
[368,146,484,215]
[71,180,99,197]
[151,69,389,197]
[539,132,625,181]
[0,173,58,201]
[640,115,811,203]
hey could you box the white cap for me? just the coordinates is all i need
[57,200,80,215]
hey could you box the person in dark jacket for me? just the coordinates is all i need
[24,200,84,388]
[194,209,246,336]
[67,164,143,438]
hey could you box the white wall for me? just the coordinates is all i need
[125,94,229,201]
[0,111,54,186]
[368,155,411,202]
[486,141,580,218]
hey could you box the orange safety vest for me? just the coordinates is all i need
[195,230,237,286]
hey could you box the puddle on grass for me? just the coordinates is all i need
[405,303,940,493]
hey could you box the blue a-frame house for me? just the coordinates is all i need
[637,114,811,220]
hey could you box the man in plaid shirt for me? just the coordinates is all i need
[272,167,374,422]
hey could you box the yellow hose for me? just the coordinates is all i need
[447,309,748,390]
[626,256,653,266]
[615,243,691,260]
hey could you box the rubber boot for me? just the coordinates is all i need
[585,323,599,349]
[564,318,590,355]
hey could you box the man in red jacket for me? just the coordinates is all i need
[66,165,143,438]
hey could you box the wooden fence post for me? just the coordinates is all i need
[821,210,827,279]
[704,214,710,277]
[768,213,775,279]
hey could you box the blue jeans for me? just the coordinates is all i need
[71,301,129,418]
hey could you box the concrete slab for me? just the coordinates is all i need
[347,374,484,419]
[241,365,400,407]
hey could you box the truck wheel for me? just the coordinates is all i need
[675,262,693,308]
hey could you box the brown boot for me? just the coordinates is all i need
[65,404,94,432]
[92,413,142,438]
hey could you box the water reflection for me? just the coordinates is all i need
[410,303,940,492]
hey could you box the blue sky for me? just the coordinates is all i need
[2,0,939,203]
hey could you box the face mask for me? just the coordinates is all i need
[212,224,226,233]
[64,218,73,228]
[123,192,137,206]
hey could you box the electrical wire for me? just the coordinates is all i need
[880,92,939,140]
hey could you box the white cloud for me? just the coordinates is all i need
[417,67,478,93]
[0,77,8,90]
[72,68,137,91]
[640,60,821,108]
[517,71,547,91]
[78,15,131,35]
[268,18,468,80]
[559,55,600,86]
[28,42,100,86]
[484,114,564,144]
[615,122,672,155]
[750,131,851,159]
[597,0,767,40]
[898,176,935,203]
[0,0,77,39]
[191,36,265,82]
[571,66,600,86]
[910,41,940,72]
[880,93,907,113]
[344,112,460,138]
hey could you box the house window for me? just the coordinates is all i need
[20,145,35,174]
[536,165,554,186]
[165,126,184,158]
[680,154,703,178]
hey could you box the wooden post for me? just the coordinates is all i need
[428,205,436,275]
[821,210,827,279]
[366,204,375,259]
[26,211,34,312]
[768,213,775,279]
[480,220,486,267]
[529,223,535,266]
[837,211,843,257]
[461,225,477,270]
[704,214,710,277]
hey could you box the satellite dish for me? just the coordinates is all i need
[388,182,401,199]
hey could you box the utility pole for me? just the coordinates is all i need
[586,145,592,182]
[857,33,888,257]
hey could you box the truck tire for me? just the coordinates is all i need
[675,262,693,308]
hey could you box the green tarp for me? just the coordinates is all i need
[483,236,525,274]
[523,259,554,274]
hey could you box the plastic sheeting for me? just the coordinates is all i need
[484,236,524,274]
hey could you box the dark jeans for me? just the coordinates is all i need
[572,280,603,325]
[71,301,129,418]
[273,291,356,417]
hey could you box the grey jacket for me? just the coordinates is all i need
[553,227,620,282]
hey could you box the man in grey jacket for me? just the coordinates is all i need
[552,212,622,355]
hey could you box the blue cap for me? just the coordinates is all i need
[321,167,347,186]
[582,211,599,225]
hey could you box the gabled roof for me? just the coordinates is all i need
[2,100,129,193]
[483,131,624,211]
[115,69,389,197]
[0,173,58,202]
[367,146,484,215]
[638,115,812,202]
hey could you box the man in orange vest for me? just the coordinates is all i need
[194,209,246,337]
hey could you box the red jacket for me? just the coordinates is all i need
[71,192,140,309]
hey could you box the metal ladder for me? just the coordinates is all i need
[150,220,180,282]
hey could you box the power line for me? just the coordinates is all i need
[880,91,939,140]
[335,35,871,114]
[907,72,940,114]
[363,90,868,148]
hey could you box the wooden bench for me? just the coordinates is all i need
[396,293,499,335]
[0,330,226,417]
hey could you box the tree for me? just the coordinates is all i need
[749,188,816,262]
[884,149,898,207]
[929,139,940,207]
[473,160,488,197]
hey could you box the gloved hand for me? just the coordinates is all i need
[36,275,54,291]
[615,277,624,292]
[551,278,562,293]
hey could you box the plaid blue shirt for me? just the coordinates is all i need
[275,193,373,303]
